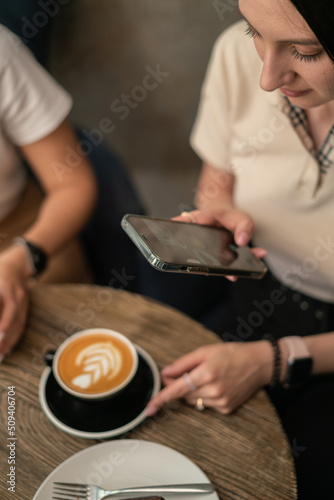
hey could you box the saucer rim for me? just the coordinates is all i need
[38,344,160,439]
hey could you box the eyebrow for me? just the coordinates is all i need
[238,8,321,47]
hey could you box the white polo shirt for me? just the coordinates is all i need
[0,24,72,221]
[191,20,334,303]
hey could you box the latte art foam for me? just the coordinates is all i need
[71,341,122,390]
[57,332,135,395]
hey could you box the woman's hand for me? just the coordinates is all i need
[175,208,267,281]
[0,120,97,362]
[175,208,255,246]
[146,341,273,416]
[0,246,31,361]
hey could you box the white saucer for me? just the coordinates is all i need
[33,439,218,500]
[39,345,160,439]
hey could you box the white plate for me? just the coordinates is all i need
[33,439,218,500]
[39,345,160,439]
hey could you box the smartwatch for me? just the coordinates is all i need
[282,336,313,388]
[13,237,48,277]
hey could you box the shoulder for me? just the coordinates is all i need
[0,24,30,67]
[0,24,49,87]
[214,20,255,53]
[210,20,262,81]
[0,24,72,146]
[200,20,264,116]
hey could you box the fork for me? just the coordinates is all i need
[52,481,215,500]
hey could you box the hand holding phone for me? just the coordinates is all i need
[121,214,267,279]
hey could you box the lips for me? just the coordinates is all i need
[280,87,312,98]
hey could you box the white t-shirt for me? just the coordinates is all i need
[0,24,72,221]
[191,20,334,303]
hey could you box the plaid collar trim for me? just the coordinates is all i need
[282,96,334,174]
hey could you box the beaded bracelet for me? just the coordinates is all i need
[264,334,282,388]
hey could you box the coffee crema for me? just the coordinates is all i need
[57,333,135,395]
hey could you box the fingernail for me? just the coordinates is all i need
[236,232,249,246]
[0,331,5,343]
[161,365,173,374]
[145,406,159,417]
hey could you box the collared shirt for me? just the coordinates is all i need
[282,97,334,175]
[190,20,334,303]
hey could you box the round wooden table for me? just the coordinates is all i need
[0,284,297,499]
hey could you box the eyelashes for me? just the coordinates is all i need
[290,47,321,63]
[244,23,259,39]
[244,22,322,63]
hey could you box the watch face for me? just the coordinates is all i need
[286,358,313,387]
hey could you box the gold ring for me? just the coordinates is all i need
[195,397,205,411]
[180,211,197,224]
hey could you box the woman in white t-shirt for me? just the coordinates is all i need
[0,25,97,360]
[147,0,334,497]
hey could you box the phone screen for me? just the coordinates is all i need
[123,215,266,277]
[142,218,237,267]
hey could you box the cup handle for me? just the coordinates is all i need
[44,350,56,367]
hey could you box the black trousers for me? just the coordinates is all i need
[220,270,334,500]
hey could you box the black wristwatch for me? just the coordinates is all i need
[282,336,313,388]
[14,237,48,277]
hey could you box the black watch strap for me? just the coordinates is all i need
[13,237,48,276]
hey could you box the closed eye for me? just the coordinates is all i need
[244,22,261,40]
[244,21,322,63]
[291,47,322,63]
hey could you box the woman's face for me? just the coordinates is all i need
[238,0,334,109]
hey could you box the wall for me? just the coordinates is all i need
[50,0,241,216]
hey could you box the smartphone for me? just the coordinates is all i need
[121,214,267,279]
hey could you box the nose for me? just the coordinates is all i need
[259,47,296,92]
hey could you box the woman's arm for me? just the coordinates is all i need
[146,164,334,416]
[146,332,334,417]
[196,162,236,210]
[179,163,255,247]
[0,119,97,359]
[279,332,334,379]
[19,119,97,254]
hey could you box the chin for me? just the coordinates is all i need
[288,95,329,109]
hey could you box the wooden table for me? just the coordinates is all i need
[0,284,297,499]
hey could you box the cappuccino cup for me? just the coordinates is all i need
[52,328,138,400]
